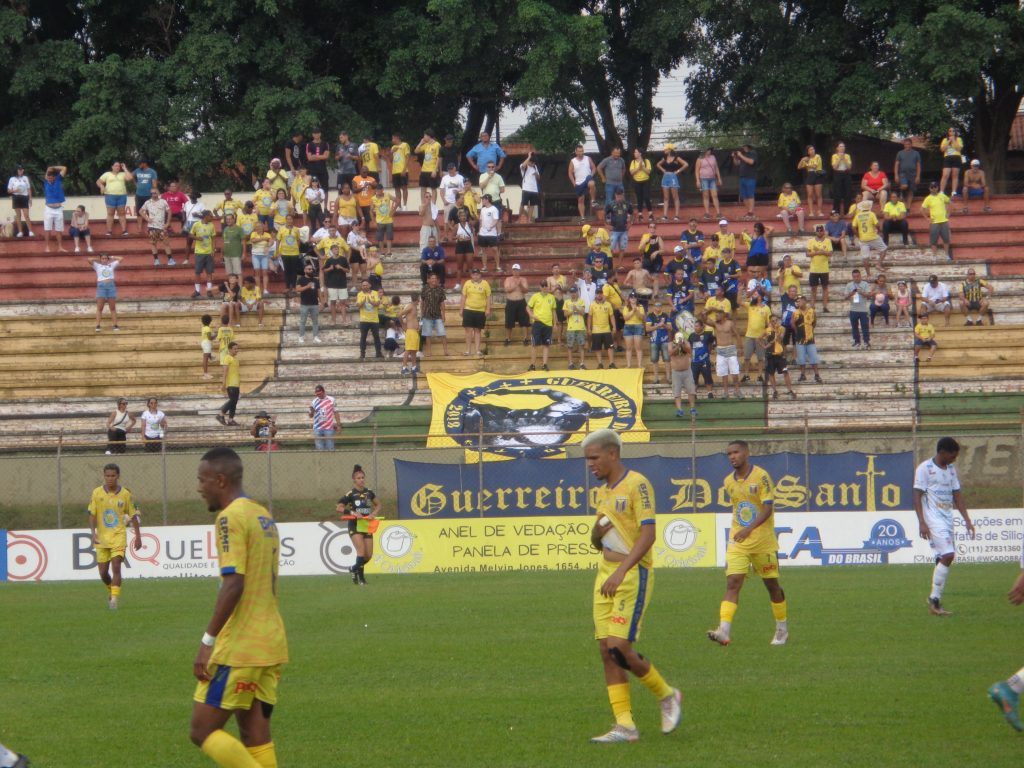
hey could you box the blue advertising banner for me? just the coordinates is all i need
[395,452,914,519]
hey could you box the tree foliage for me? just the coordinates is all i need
[506,104,586,154]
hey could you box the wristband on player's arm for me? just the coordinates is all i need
[201,632,217,647]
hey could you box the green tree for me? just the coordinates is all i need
[506,104,585,154]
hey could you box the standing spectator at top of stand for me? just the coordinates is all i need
[7,165,32,238]
[597,147,626,206]
[466,131,506,174]
[569,145,597,223]
[830,142,854,215]
[894,138,922,209]
[732,144,758,220]
[938,126,964,198]
[97,161,133,237]
[284,130,305,179]
[305,129,331,191]
[694,148,723,221]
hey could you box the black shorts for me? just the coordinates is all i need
[505,299,529,328]
[942,156,962,169]
[521,191,540,206]
[766,354,788,376]
[420,171,440,189]
[135,195,148,213]
[455,240,475,254]
[591,332,613,351]
[746,253,769,268]
[337,173,355,192]
[349,252,365,264]
[531,322,553,346]
[11,194,29,209]
[462,309,487,329]
[966,300,982,311]
[809,272,829,287]
[392,173,408,188]
[478,235,499,247]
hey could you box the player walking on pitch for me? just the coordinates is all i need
[190,447,289,768]
[88,463,142,610]
[913,436,974,616]
[707,440,789,646]
[987,566,1024,731]
[0,742,29,767]
[585,429,682,743]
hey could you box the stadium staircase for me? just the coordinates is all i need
[0,197,1022,449]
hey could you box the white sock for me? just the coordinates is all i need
[720,620,732,636]
[0,744,18,767]
[194,282,202,292]
[1009,668,1024,694]
[776,619,788,631]
[930,562,949,600]
[206,281,213,291]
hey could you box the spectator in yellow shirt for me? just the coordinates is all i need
[797,145,825,218]
[266,158,288,193]
[938,127,963,197]
[96,161,132,236]
[914,312,937,362]
[920,182,952,258]
[881,192,909,246]
[776,183,805,234]
[389,133,411,209]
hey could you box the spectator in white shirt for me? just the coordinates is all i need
[477,195,502,272]
[519,152,541,222]
[7,165,33,237]
[920,274,953,326]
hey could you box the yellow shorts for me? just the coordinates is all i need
[193,664,281,711]
[725,549,780,579]
[406,329,421,352]
[593,557,653,642]
[96,544,126,564]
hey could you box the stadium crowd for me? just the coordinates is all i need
[5,127,1001,424]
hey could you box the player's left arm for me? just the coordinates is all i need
[953,488,975,538]
[130,503,142,550]
[369,491,382,519]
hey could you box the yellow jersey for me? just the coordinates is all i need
[778,191,801,210]
[915,322,936,341]
[795,307,816,342]
[224,354,240,387]
[419,140,441,172]
[590,301,615,333]
[594,469,656,569]
[744,304,771,339]
[276,226,300,257]
[527,292,557,326]
[565,298,587,332]
[372,195,395,224]
[216,326,235,365]
[462,279,491,312]
[852,210,879,240]
[940,137,963,157]
[360,142,380,172]
[290,177,309,212]
[241,286,262,304]
[236,212,258,236]
[703,296,731,324]
[779,265,802,292]
[883,201,907,220]
[336,196,359,219]
[602,283,623,310]
[201,323,214,345]
[725,465,776,554]
[391,142,411,173]
[253,190,275,216]
[357,290,382,323]
[98,171,130,195]
[622,305,645,326]
[192,222,215,255]
[806,237,832,274]
[799,154,823,172]
[463,191,479,219]
[316,236,349,258]
[88,485,139,548]
[629,158,651,182]
[716,232,736,253]
[921,193,950,224]
[249,231,273,255]
[585,227,610,249]
[219,198,244,220]
[210,496,288,668]
[831,153,852,171]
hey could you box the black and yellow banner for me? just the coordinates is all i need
[426,369,649,461]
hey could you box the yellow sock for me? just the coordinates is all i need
[639,664,672,700]
[720,600,737,623]
[106,583,112,595]
[111,586,121,598]
[247,742,277,768]
[607,683,635,729]
[771,599,787,622]
[201,730,261,768]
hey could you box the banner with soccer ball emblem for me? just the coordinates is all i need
[425,369,649,461]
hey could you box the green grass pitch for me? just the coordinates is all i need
[3,564,1024,767]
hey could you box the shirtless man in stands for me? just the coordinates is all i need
[961,159,992,214]
[713,312,743,399]
[623,257,655,309]
[503,264,530,345]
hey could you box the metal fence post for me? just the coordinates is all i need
[372,413,379,493]
[911,411,919,469]
[1019,409,1024,513]
[266,440,274,514]
[56,429,64,528]
[803,416,811,513]
[690,418,697,516]
[477,419,484,516]
[160,439,169,526]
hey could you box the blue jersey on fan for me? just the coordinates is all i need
[666,280,693,316]
[689,330,715,365]
[717,259,741,294]
[679,228,704,260]
[646,312,671,344]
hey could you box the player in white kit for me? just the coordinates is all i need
[912,436,975,616]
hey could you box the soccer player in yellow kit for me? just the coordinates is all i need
[584,429,682,743]
[87,463,142,610]
[708,440,789,646]
[190,447,288,768]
